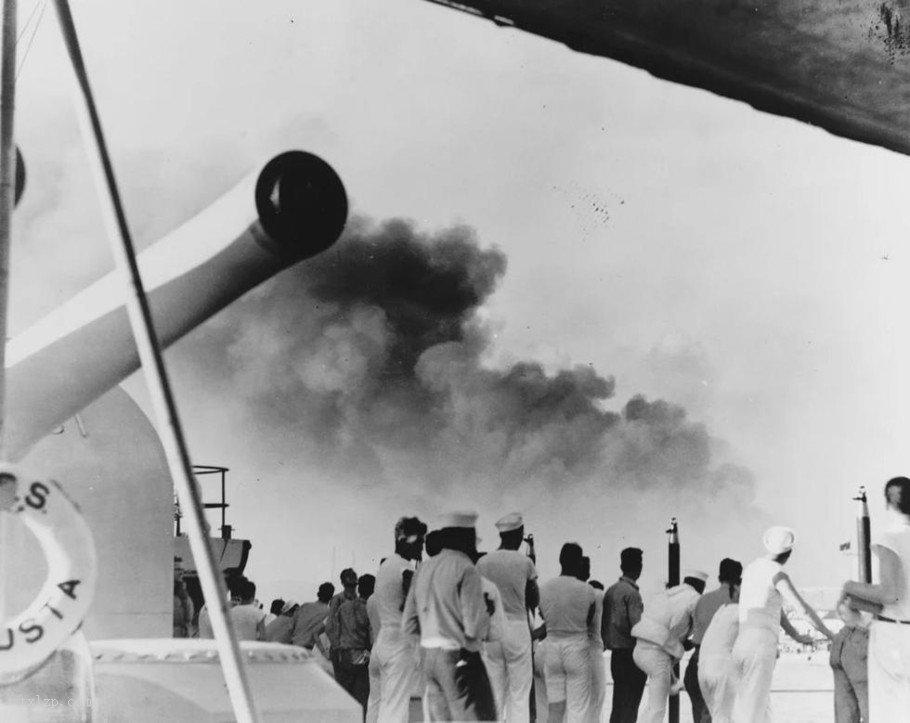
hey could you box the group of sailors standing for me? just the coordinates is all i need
[626,530,835,723]
[605,475,910,723]
[363,479,910,722]
[382,511,533,722]
[184,474,910,722]
[367,509,634,722]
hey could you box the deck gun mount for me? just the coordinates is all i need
[5,150,348,641]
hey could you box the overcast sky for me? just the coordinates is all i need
[11,0,910,600]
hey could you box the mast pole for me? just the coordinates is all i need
[854,486,872,583]
[50,2,260,720]
[667,517,680,723]
[667,517,680,587]
[0,0,16,623]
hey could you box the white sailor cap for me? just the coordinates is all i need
[495,513,524,533]
[763,526,796,555]
[682,569,709,582]
[281,599,299,614]
[437,510,479,529]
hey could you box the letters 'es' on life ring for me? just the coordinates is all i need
[0,464,97,682]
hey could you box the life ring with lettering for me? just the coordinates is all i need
[0,465,97,682]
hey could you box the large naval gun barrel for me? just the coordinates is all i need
[4,150,347,461]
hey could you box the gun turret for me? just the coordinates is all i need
[4,151,346,639]
[5,150,347,460]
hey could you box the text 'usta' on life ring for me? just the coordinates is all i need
[0,465,97,683]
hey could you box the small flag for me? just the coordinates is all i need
[839,540,851,552]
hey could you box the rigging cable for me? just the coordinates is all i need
[16,0,47,79]
[16,0,39,44]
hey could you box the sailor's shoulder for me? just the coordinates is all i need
[378,553,411,577]
[477,548,528,570]
[875,521,910,549]
[696,587,729,609]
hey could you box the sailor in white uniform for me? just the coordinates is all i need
[576,555,606,723]
[366,591,382,723]
[480,571,508,647]
[842,477,910,721]
[631,569,707,723]
[731,526,833,722]
[402,511,496,721]
[368,516,427,723]
[476,512,538,722]
[539,542,596,723]
[697,591,740,723]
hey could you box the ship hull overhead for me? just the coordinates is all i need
[422,0,910,157]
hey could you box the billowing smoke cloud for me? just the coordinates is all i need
[180,215,760,532]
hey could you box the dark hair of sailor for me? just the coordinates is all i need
[718,558,743,585]
[499,527,524,550]
[559,542,583,574]
[425,530,441,557]
[395,517,427,560]
[437,527,477,557]
[340,568,358,588]
[237,579,256,601]
[620,547,643,576]
[358,574,376,599]
[317,582,335,603]
[885,477,910,515]
[773,549,792,565]
[577,555,591,582]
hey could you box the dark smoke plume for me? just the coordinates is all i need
[179,215,760,531]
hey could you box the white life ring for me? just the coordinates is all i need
[0,464,97,682]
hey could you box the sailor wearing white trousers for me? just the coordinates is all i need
[842,477,910,721]
[372,626,421,722]
[533,637,549,716]
[730,627,777,723]
[587,610,606,723]
[733,527,833,723]
[631,570,706,723]
[477,513,539,722]
[539,543,597,723]
[631,640,674,723]
[402,513,497,721]
[367,655,381,723]
[479,569,509,715]
[366,594,382,723]
[546,632,594,722]
[697,602,740,722]
[368,516,427,723]
[576,557,605,723]
[483,618,533,718]
[868,621,910,718]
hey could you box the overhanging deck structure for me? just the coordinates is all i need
[424,0,910,157]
